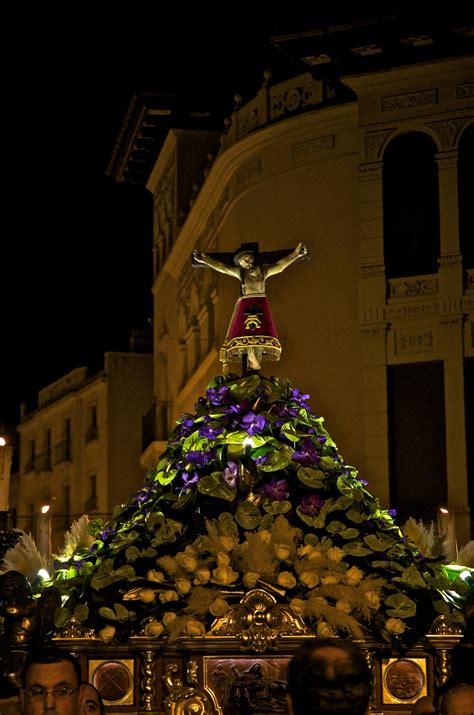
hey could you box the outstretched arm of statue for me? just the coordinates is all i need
[265,242,308,278]
[192,250,240,279]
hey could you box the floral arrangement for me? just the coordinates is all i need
[49,373,468,650]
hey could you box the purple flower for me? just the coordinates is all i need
[223,461,239,489]
[254,454,269,466]
[135,488,151,505]
[241,412,266,436]
[264,478,289,501]
[290,388,311,405]
[73,559,84,570]
[198,423,224,440]
[182,471,199,488]
[272,403,298,418]
[206,385,230,405]
[291,438,321,465]
[176,417,194,437]
[388,508,397,518]
[100,526,115,541]
[186,450,214,466]
[358,478,369,486]
[300,494,325,516]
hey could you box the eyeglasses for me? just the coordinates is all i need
[25,685,77,700]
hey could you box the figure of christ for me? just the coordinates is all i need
[192,242,308,371]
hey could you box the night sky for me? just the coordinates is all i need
[0,11,300,446]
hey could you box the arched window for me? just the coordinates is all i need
[383,132,440,278]
[458,123,474,269]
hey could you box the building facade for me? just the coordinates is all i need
[14,352,153,551]
[109,24,473,545]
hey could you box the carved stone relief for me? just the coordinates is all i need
[426,118,470,149]
[381,89,437,112]
[395,328,434,354]
[388,277,438,299]
[292,134,335,164]
[364,129,396,159]
[457,82,474,99]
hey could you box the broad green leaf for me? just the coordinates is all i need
[346,508,365,523]
[228,374,260,401]
[235,502,261,529]
[334,495,354,510]
[259,451,291,472]
[54,606,72,629]
[99,606,117,621]
[73,604,89,622]
[297,467,325,488]
[343,543,372,557]
[114,603,130,621]
[326,520,346,534]
[434,600,451,615]
[384,593,417,618]
[197,474,236,502]
[263,500,292,515]
[156,469,178,486]
[364,534,397,552]
[125,546,140,562]
[320,456,336,470]
[393,566,428,590]
[219,430,248,445]
[341,528,359,540]
[260,514,275,530]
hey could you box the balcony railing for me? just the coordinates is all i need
[24,458,36,474]
[35,451,52,472]
[85,426,99,443]
[142,399,171,451]
[54,439,72,464]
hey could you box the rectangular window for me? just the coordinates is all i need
[388,362,447,524]
[85,405,99,443]
[84,474,98,512]
[25,439,36,472]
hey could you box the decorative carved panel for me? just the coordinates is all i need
[292,134,335,164]
[381,89,437,112]
[365,129,396,159]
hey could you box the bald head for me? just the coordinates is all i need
[441,683,474,715]
[411,694,435,714]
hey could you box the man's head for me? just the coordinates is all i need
[80,683,104,714]
[287,638,372,715]
[20,647,82,714]
[441,682,474,715]
[411,694,435,714]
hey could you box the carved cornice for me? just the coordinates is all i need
[364,129,396,159]
[389,276,438,298]
[206,588,311,652]
[438,253,462,265]
[360,263,385,276]
[381,89,437,112]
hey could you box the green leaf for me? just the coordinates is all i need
[228,374,260,401]
[281,423,299,443]
[259,451,291,472]
[320,456,336,470]
[393,566,428,589]
[73,604,89,622]
[125,546,141,562]
[341,528,360,540]
[342,543,372,557]
[297,467,325,488]
[260,514,275,530]
[54,606,72,629]
[197,474,236,502]
[114,603,130,622]
[263,500,292,515]
[219,430,249,445]
[156,468,178,485]
[334,495,354,510]
[346,508,365,523]
[141,547,158,559]
[434,600,451,615]
[235,502,261,529]
[384,593,417,618]
[326,520,346,534]
[364,534,397,552]
[99,606,117,621]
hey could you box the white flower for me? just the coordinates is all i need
[277,571,297,589]
[298,544,322,559]
[144,619,164,637]
[327,547,344,563]
[274,543,291,560]
[243,572,260,589]
[344,565,364,586]
[147,569,165,583]
[175,578,192,595]
[258,530,272,545]
[385,617,406,634]
[364,591,381,609]
[211,565,239,585]
[321,574,340,586]
[193,568,211,585]
[159,590,179,603]
[185,619,206,636]
[209,598,230,617]
[176,553,199,572]
[138,588,156,603]
[163,612,177,627]
[216,552,231,567]
[98,625,116,643]
[317,621,335,637]
[336,600,352,614]
[299,570,320,588]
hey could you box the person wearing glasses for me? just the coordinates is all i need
[80,683,105,714]
[19,646,83,714]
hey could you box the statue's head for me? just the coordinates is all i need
[234,251,256,269]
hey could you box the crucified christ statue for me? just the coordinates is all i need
[192,242,308,372]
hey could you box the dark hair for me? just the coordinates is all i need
[81,681,105,714]
[21,646,82,688]
[287,638,372,715]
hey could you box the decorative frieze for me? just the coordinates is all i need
[381,89,437,112]
[395,329,434,354]
[389,276,438,299]
[360,263,385,276]
[360,325,387,341]
[364,129,396,159]
[357,163,383,181]
[236,157,262,186]
[292,134,335,164]
[427,118,469,149]
[457,82,474,99]
[438,253,462,266]
[439,317,462,331]
[386,302,439,320]
[271,75,323,120]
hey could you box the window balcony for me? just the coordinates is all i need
[35,451,52,473]
[54,439,72,464]
[85,426,99,443]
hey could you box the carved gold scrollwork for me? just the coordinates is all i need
[163,663,217,715]
[425,615,464,689]
[206,588,311,652]
[54,616,96,639]
[140,650,156,712]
